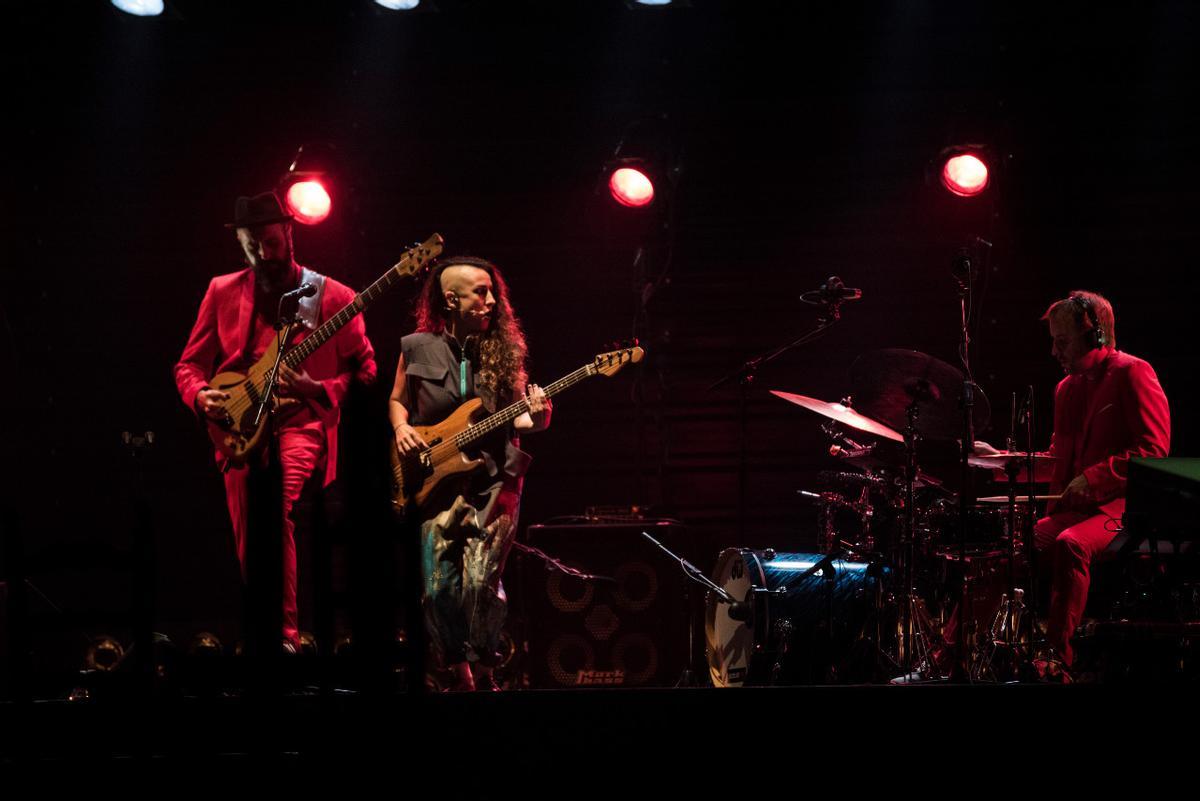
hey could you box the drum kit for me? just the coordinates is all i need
[705,348,1057,685]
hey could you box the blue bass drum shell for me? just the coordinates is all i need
[705,549,882,686]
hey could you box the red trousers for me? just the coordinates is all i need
[941,506,1119,667]
[222,420,325,648]
[1034,509,1119,665]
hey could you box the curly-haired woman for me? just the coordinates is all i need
[388,257,551,691]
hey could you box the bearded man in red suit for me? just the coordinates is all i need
[174,192,376,651]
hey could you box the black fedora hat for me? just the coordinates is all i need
[224,191,294,228]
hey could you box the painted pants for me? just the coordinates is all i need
[421,482,520,666]
[222,420,326,649]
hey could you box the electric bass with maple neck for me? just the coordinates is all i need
[390,345,644,513]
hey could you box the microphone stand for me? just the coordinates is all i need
[708,288,848,541]
[955,274,975,681]
[640,530,786,686]
[244,291,302,693]
[253,292,303,430]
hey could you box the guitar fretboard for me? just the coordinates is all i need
[452,363,596,447]
[282,265,410,369]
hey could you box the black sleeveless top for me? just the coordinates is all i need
[400,331,532,482]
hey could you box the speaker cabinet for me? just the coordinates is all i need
[520,521,693,688]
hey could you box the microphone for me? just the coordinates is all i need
[282,282,317,302]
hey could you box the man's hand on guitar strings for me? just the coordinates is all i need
[196,387,232,421]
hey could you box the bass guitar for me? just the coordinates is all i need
[207,233,444,467]
[391,345,644,512]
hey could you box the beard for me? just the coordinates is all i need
[253,250,294,292]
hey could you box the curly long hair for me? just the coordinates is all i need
[413,256,528,404]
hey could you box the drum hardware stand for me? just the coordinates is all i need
[1019,386,1044,679]
[973,588,1027,681]
[894,400,939,675]
[799,487,874,554]
[708,279,850,540]
[1005,392,1020,597]
[979,451,1031,682]
[952,249,978,683]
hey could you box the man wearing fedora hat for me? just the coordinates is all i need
[174,191,377,652]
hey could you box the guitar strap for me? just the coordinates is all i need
[295,267,327,331]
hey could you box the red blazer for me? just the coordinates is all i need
[1047,349,1170,515]
[173,267,377,485]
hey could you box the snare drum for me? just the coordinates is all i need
[921,498,1029,559]
[705,549,880,686]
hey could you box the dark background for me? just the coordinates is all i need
[5,1,1196,671]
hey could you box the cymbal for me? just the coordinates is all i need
[770,390,904,443]
[967,451,1056,469]
[849,349,991,441]
[976,494,1061,504]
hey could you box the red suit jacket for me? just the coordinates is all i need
[1047,349,1170,515]
[173,266,377,485]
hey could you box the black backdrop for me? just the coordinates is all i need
[5,1,1197,665]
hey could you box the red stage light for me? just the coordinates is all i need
[608,167,655,208]
[285,180,332,225]
[941,153,989,197]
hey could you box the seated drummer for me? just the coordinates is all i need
[975,291,1169,669]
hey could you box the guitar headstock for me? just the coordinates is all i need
[392,233,445,280]
[592,344,645,377]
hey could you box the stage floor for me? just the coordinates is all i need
[2,683,1189,774]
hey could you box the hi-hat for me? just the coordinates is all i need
[967,451,1056,470]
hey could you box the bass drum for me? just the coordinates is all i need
[705,549,881,687]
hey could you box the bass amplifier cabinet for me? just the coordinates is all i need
[520,520,693,689]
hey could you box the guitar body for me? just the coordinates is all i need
[205,335,302,468]
[391,397,489,513]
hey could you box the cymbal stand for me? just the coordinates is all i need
[895,402,938,674]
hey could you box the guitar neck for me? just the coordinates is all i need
[281,268,401,369]
[453,363,595,447]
